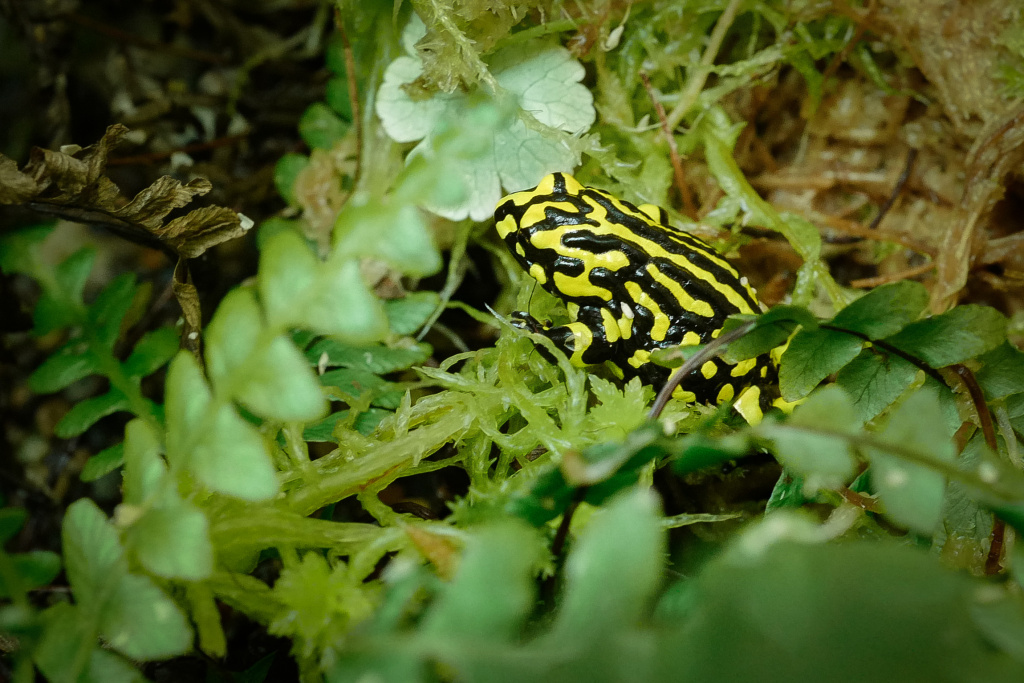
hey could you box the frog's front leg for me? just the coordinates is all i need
[511,304,620,368]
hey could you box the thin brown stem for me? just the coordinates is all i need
[334,9,363,190]
[641,72,697,219]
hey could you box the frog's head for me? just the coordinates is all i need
[493,172,586,245]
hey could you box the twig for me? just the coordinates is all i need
[641,72,697,219]
[66,12,229,64]
[333,9,363,191]
[867,148,918,230]
[946,364,1005,574]
[848,261,934,289]
[107,133,249,166]
[648,321,755,420]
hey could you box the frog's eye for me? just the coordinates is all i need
[637,203,669,226]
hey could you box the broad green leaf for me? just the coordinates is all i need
[192,403,279,500]
[376,27,594,221]
[81,442,125,482]
[975,342,1024,401]
[0,223,51,275]
[756,385,859,491]
[83,648,146,683]
[778,327,863,401]
[101,573,193,660]
[205,287,262,386]
[830,281,929,339]
[258,228,318,330]
[865,390,954,535]
[126,491,212,580]
[668,541,1022,683]
[307,339,432,374]
[274,153,309,207]
[723,306,814,362]
[334,201,442,278]
[233,335,326,421]
[299,102,349,150]
[422,521,542,642]
[33,603,94,683]
[121,419,166,504]
[884,305,1006,368]
[54,388,130,438]
[62,499,126,610]
[87,274,137,349]
[164,351,212,471]
[0,507,27,543]
[386,291,441,335]
[29,345,98,393]
[835,349,920,422]
[0,550,61,597]
[549,488,664,641]
[122,327,179,378]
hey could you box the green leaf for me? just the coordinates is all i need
[320,367,403,409]
[307,339,432,374]
[126,491,212,580]
[549,488,664,641]
[54,388,130,438]
[274,153,309,207]
[422,521,542,642]
[385,291,441,335]
[164,351,211,470]
[121,419,166,504]
[123,327,179,378]
[884,305,1007,368]
[325,77,354,120]
[376,33,594,221]
[29,344,98,393]
[0,223,51,275]
[87,274,137,349]
[194,403,279,500]
[975,342,1024,401]
[186,583,227,658]
[0,507,27,543]
[0,550,61,597]
[334,201,442,277]
[670,540,1020,682]
[101,573,193,660]
[723,306,815,362]
[756,385,859,491]
[33,603,94,683]
[83,648,146,683]
[778,327,863,401]
[165,352,279,501]
[865,390,955,535]
[81,442,125,482]
[205,287,262,386]
[259,229,390,341]
[299,102,349,150]
[33,247,95,334]
[234,335,327,421]
[830,281,929,339]
[835,349,920,422]
[62,499,126,611]
[303,408,390,441]
[55,247,97,309]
